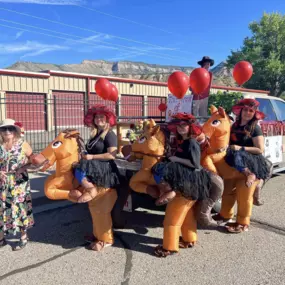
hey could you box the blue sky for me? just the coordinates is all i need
[0,0,285,69]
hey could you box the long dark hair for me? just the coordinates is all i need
[232,114,258,138]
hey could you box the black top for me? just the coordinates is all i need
[86,131,117,155]
[230,124,263,147]
[174,138,201,169]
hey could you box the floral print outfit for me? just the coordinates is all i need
[0,140,34,236]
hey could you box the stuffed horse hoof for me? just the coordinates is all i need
[69,189,83,200]
[77,187,98,203]
[146,185,160,198]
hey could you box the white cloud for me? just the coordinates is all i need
[0,41,69,58]
[0,0,85,5]
[15,31,24,39]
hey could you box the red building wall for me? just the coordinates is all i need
[6,92,46,131]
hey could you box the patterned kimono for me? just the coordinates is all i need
[0,140,34,235]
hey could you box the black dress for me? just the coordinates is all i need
[225,124,271,180]
[73,131,120,188]
[152,138,211,201]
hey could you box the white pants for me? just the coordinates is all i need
[192,97,209,117]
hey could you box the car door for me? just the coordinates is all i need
[270,99,285,164]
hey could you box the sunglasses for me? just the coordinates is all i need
[0,126,16,132]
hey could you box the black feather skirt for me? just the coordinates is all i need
[225,149,272,180]
[152,161,211,201]
[73,159,120,188]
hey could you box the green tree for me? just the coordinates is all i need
[227,13,285,97]
[208,91,243,114]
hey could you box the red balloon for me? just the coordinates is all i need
[95,78,112,100]
[189,68,211,95]
[109,84,119,102]
[233,61,253,86]
[167,71,189,99]
[158,103,167,112]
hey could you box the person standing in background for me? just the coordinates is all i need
[191,56,214,117]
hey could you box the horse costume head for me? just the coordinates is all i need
[131,119,166,157]
[202,106,231,151]
[31,129,84,172]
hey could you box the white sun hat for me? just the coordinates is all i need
[0,118,23,136]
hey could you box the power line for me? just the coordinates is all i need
[0,20,190,62]
[75,4,178,36]
[0,7,194,56]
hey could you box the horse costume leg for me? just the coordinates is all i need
[219,179,237,221]
[160,195,196,254]
[181,205,197,246]
[130,171,159,197]
[44,175,72,200]
[235,179,259,226]
[88,188,117,247]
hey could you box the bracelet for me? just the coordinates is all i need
[241,146,245,151]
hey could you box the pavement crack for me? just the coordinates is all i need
[251,219,285,236]
[0,243,85,282]
[114,232,133,285]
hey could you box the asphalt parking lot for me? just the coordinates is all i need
[0,172,284,285]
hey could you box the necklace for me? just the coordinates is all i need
[86,132,102,151]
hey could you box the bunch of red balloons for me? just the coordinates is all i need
[95,78,118,102]
[167,60,254,99]
[167,69,211,99]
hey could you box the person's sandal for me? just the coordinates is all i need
[0,238,7,248]
[154,245,176,258]
[225,222,249,233]
[84,234,96,244]
[179,237,195,249]
[212,213,233,225]
[88,240,112,251]
[12,236,29,251]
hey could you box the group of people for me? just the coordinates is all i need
[0,93,271,255]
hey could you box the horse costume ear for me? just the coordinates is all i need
[149,119,156,128]
[151,125,160,136]
[210,105,218,115]
[218,107,226,118]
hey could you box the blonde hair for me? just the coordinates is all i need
[90,122,111,140]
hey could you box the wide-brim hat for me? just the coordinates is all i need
[0,118,23,136]
[198,56,214,67]
[167,113,202,135]
[232,98,265,120]
[84,104,117,127]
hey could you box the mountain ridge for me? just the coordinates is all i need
[5,59,236,86]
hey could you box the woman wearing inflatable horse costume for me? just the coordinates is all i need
[204,99,271,233]
[71,104,130,249]
[33,105,123,251]
[129,113,224,257]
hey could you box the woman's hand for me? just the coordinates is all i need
[0,171,7,181]
[168,156,178,162]
[15,167,26,175]
[82,154,94,160]
[230,145,241,151]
